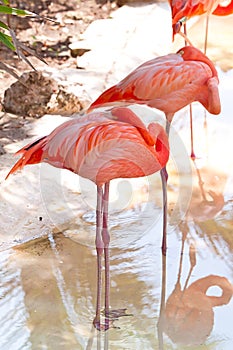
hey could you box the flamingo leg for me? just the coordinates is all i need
[93,185,104,330]
[183,22,188,46]
[160,168,168,256]
[204,14,209,54]
[189,104,196,159]
[160,118,171,256]
[182,23,196,160]
[102,182,111,329]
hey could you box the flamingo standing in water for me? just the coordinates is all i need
[6,107,169,330]
[88,45,221,254]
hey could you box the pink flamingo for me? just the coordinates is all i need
[6,107,169,330]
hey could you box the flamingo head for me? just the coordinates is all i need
[177,46,219,80]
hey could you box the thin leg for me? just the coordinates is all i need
[183,22,188,46]
[102,182,111,329]
[202,14,210,162]
[93,185,104,330]
[157,253,167,349]
[189,104,196,159]
[160,168,168,256]
[204,14,209,54]
[183,24,196,160]
[160,118,171,256]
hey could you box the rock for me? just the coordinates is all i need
[47,86,85,115]
[3,71,85,117]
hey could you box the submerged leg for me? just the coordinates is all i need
[93,185,104,330]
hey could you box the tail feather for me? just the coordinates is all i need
[6,136,47,179]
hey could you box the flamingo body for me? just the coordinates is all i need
[88,46,221,121]
[7,107,169,185]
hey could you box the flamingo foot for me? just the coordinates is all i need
[93,316,114,331]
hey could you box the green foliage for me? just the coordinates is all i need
[0,3,39,52]
[0,2,57,76]
[0,31,15,50]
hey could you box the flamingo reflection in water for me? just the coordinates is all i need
[158,221,233,347]
[165,274,232,346]
[6,107,169,330]
[188,160,225,222]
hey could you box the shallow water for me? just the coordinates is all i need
[0,182,233,350]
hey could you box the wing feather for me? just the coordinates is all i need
[126,60,212,101]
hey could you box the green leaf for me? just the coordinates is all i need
[0,20,9,30]
[0,5,36,17]
[0,31,15,51]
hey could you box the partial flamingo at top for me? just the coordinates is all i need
[170,0,233,40]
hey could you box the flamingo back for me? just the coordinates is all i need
[6,108,169,186]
